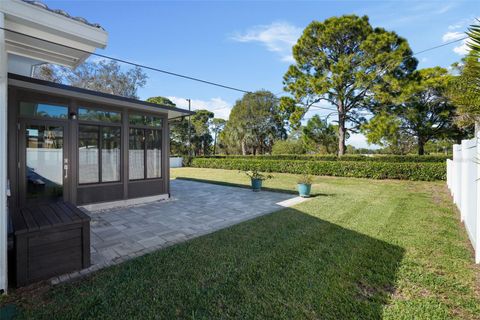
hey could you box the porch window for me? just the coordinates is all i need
[128,113,163,180]
[78,125,121,184]
[78,107,121,123]
[20,102,68,119]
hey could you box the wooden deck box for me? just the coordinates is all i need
[11,202,90,287]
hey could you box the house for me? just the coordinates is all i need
[0,0,192,291]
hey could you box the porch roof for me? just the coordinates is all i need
[8,73,195,119]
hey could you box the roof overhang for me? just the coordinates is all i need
[0,0,108,68]
[8,73,195,119]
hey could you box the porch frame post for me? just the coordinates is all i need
[0,12,8,293]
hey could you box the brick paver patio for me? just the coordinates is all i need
[51,179,305,284]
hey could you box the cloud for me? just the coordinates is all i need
[167,96,232,120]
[453,39,470,55]
[231,22,302,63]
[442,16,480,56]
[442,31,465,42]
[441,31,469,56]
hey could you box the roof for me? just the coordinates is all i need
[21,0,104,30]
[8,73,195,120]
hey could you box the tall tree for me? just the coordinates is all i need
[282,15,417,155]
[191,110,214,156]
[302,115,340,154]
[210,118,227,155]
[223,91,288,155]
[34,60,147,99]
[146,96,176,107]
[361,112,415,155]
[366,67,457,155]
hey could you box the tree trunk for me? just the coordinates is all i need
[337,104,346,155]
[241,139,247,155]
[418,138,425,155]
[213,133,217,155]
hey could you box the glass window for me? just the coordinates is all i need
[146,130,162,178]
[26,125,64,201]
[20,102,68,119]
[78,107,121,123]
[102,127,121,182]
[129,128,145,180]
[129,114,162,127]
[79,126,99,184]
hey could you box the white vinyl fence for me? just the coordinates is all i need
[170,157,183,168]
[447,138,480,263]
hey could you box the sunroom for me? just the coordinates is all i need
[8,73,192,208]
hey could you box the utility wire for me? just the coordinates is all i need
[0,27,468,96]
[0,27,251,94]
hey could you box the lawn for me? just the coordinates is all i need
[4,168,480,319]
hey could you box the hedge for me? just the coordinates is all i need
[190,158,446,181]
[195,154,450,163]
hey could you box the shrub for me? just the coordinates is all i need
[190,158,446,181]
[271,140,306,155]
[195,154,450,163]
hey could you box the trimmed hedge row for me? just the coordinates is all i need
[190,158,446,181]
[195,154,450,163]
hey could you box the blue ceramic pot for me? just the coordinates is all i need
[297,183,311,197]
[251,178,262,192]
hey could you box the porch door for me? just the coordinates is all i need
[19,120,69,205]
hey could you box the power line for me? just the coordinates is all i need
[0,26,469,97]
[0,27,251,94]
[413,36,468,55]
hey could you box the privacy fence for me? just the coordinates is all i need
[446,138,480,263]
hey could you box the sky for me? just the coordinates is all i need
[44,0,479,148]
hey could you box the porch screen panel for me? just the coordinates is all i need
[102,127,121,182]
[79,125,99,184]
[129,128,145,180]
[146,129,162,178]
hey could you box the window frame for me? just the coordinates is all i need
[77,104,123,186]
[128,112,164,181]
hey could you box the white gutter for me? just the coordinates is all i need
[0,12,8,293]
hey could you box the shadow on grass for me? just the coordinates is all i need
[174,176,331,197]
[15,208,405,320]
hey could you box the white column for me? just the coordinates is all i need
[0,12,8,293]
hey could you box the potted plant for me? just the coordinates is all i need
[297,174,313,197]
[244,169,273,192]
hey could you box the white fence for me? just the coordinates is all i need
[447,138,480,263]
[170,157,183,168]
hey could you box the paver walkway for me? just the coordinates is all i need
[51,179,303,284]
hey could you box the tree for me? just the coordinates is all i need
[302,115,341,154]
[223,91,288,155]
[146,96,176,107]
[366,67,458,155]
[271,139,306,155]
[191,110,214,156]
[361,112,415,155]
[34,60,147,99]
[210,118,227,155]
[448,54,480,127]
[282,15,417,155]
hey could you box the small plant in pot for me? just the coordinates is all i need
[297,174,313,198]
[244,170,273,192]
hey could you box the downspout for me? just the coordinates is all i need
[0,12,8,294]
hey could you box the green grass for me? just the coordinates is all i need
[5,168,480,319]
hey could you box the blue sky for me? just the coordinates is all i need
[45,0,479,148]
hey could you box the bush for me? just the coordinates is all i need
[190,158,446,181]
[195,154,450,163]
[271,140,306,155]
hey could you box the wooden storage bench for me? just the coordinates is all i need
[11,202,90,287]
